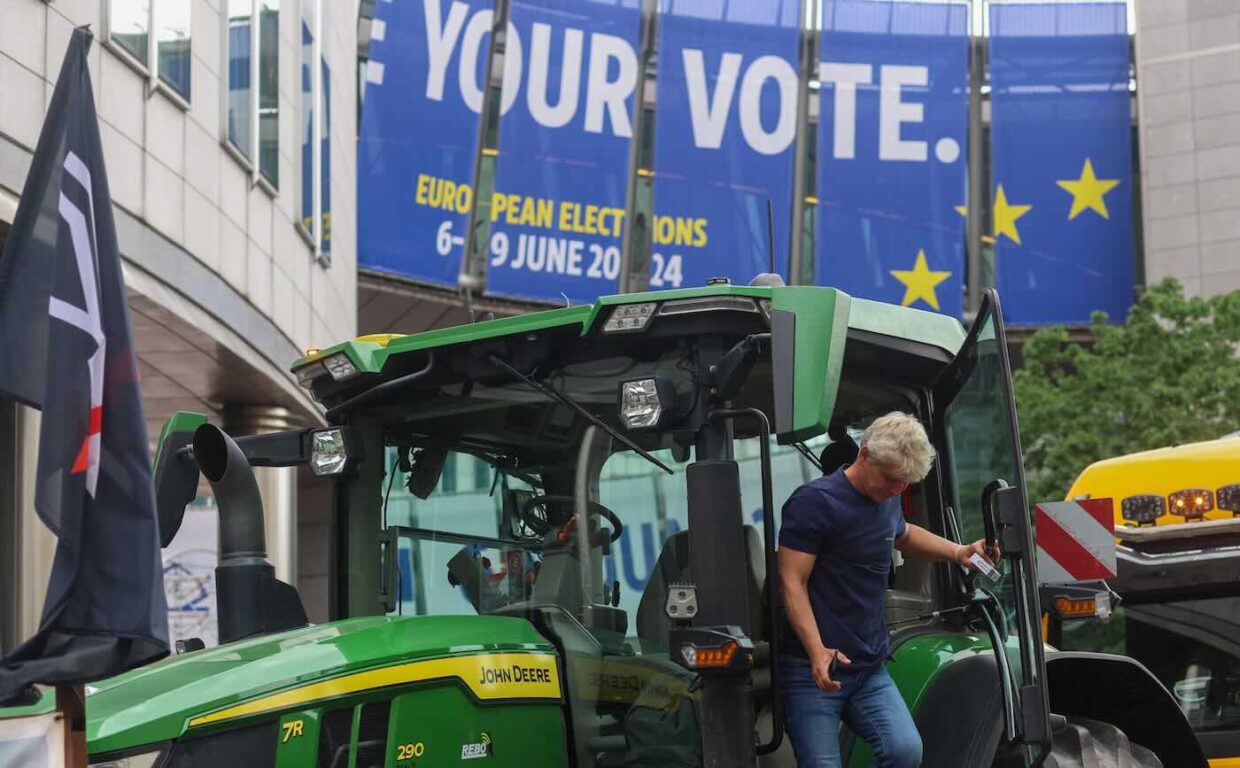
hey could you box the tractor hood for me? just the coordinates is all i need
[86,615,555,755]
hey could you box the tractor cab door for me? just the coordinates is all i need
[932,289,1051,762]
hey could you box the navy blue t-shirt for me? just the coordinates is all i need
[777,468,907,668]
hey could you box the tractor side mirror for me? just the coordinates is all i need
[407,442,449,499]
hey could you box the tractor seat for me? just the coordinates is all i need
[635,525,767,650]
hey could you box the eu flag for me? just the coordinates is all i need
[0,28,168,702]
[989,2,1133,325]
[817,0,969,319]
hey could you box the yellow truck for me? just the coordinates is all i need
[1055,435,1240,767]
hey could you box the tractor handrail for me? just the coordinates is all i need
[709,407,783,756]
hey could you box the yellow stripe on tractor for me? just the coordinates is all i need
[187,652,561,728]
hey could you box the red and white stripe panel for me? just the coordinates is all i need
[1035,499,1116,584]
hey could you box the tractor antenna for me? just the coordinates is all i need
[766,198,776,277]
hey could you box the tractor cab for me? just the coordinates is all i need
[82,284,1203,767]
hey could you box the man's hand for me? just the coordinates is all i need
[955,539,1000,570]
[810,647,851,692]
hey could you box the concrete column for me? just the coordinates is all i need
[0,398,18,653]
[221,405,299,585]
[14,404,57,646]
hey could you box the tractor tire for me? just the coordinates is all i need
[1044,716,1163,768]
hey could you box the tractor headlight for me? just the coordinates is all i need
[294,361,326,388]
[1121,494,1164,526]
[322,352,358,381]
[1168,488,1213,520]
[1217,484,1240,515]
[619,377,675,430]
[603,302,657,333]
[310,429,350,477]
[89,747,166,768]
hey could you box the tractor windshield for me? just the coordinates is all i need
[370,350,707,767]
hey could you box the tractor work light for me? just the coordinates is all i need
[1217,484,1240,515]
[310,428,351,477]
[619,377,675,430]
[1169,488,1213,520]
[295,361,326,388]
[680,641,738,670]
[603,302,657,333]
[1121,494,1164,526]
[659,296,760,316]
[322,352,358,381]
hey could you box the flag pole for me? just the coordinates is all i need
[55,685,86,768]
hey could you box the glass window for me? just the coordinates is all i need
[110,0,193,101]
[299,1,330,258]
[227,0,279,181]
[941,299,1044,754]
[109,0,150,65]
[258,0,280,185]
[369,351,729,766]
[155,0,192,99]
[300,15,314,236]
[320,57,332,257]
[227,0,253,158]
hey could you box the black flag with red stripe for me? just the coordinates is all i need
[0,27,168,702]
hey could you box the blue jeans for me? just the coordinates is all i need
[779,655,922,768]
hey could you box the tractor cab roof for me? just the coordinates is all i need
[291,285,966,463]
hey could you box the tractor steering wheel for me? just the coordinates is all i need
[519,494,624,543]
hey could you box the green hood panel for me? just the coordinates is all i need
[847,631,998,768]
[87,615,553,754]
[884,631,993,708]
[0,687,57,720]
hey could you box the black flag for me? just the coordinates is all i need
[0,27,168,702]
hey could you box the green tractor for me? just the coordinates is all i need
[20,283,1207,766]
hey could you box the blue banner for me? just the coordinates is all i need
[358,0,494,285]
[990,3,1132,325]
[651,1,801,289]
[816,0,968,319]
[484,0,642,303]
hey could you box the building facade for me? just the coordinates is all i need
[1135,0,1240,297]
[0,0,358,649]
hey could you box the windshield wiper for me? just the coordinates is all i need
[793,441,822,472]
[487,354,673,475]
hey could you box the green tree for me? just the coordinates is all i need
[1013,279,1240,503]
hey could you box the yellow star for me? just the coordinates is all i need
[954,205,968,218]
[993,185,1032,245]
[890,250,952,311]
[1057,158,1120,220]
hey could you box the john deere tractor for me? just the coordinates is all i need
[21,283,1206,767]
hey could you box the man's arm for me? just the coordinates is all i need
[778,546,850,692]
[896,523,996,568]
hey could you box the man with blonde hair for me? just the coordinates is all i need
[778,411,995,767]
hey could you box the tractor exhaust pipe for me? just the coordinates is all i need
[193,424,307,644]
[193,424,266,560]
